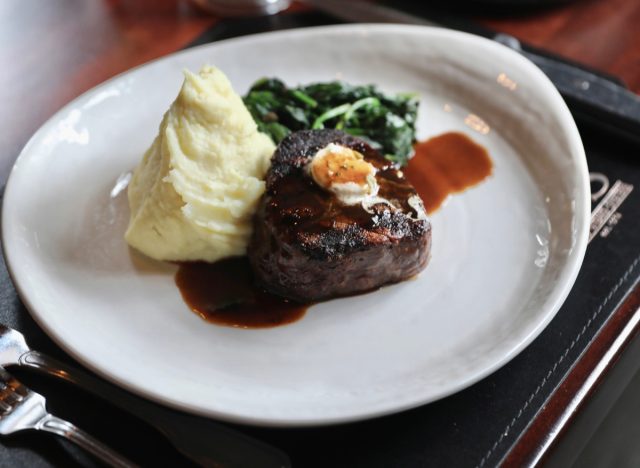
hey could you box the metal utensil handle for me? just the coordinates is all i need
[19,350,153,420]
[493,34,640,145]
[17,350,292,468]
[38,413,137,468]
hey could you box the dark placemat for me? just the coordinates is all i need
[1,10,639,468]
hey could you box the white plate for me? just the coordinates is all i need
[2,25,589,426]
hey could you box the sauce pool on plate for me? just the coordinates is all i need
[406,132,493,212]
[176,132,492,328]
[175,257,308,328]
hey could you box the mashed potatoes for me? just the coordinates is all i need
[125,66,275,262]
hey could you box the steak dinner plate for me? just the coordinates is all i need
[2,25,589,426]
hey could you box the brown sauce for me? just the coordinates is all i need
[175,132,492,329]
[405,132,493,213]
[175,257,308,328]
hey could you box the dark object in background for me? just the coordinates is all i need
[384,0,579,16]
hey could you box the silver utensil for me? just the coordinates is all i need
[191,0,291,16]
[0,366,136,467]
[0,325,290,468]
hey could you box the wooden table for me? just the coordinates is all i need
[1,0,640,466]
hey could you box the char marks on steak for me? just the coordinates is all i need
[249,129,431,302]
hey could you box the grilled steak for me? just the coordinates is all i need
[249,129,431,302]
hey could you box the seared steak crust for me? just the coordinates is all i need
[249,129,431,301]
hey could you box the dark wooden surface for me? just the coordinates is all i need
[2,0,640,466]
[0,0,215,184]
[480,0,640,92]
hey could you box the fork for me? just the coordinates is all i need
[0,324,290,468]
[0,366,136,467]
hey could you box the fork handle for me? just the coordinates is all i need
[17,350,291,467]
[37,414,138,468]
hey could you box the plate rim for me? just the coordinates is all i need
[1,23,590,427]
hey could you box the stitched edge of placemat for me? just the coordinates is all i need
[476,254,640,467]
